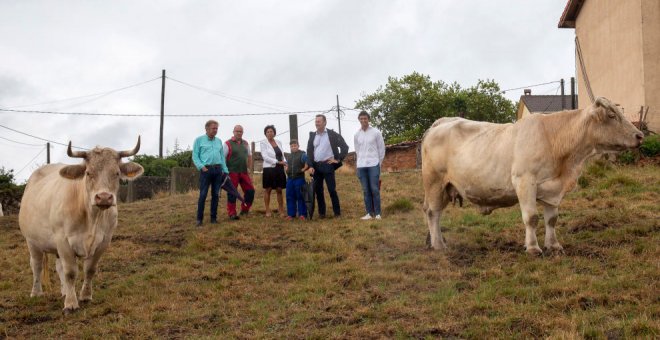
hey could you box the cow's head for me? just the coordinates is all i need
[587,97,644,152]
[59,137,144,209]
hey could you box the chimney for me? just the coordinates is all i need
[524,89,532,95]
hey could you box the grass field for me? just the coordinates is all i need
[1,163,658,338]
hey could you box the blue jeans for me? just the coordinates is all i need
[197,167,222,222]
[313,162,340,216]
[357,165,381,216]
[286,177,307,218]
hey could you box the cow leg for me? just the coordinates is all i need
[543,205,563,253]
[80,250,104,302]
[55,257,66,297]
[514,175,542,255]
[27,243,45,297]
[56,241,79,313]
[423,181,450,250]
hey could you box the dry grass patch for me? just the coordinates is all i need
[0,165,658,338]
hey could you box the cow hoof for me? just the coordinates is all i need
[62,307,78,315]
[30,291,44,298]
[79,297,92,303]
[545,244,565,255]
[526,246,543,256]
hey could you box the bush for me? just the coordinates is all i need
[132,155,179,177]
[617,150,638,165]
[640,134,660,157]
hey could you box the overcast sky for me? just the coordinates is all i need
[0,0,575,183]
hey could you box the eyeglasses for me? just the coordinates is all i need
[234,130,243,133]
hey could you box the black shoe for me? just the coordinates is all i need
[229,215,240,221]
[334,214,341,219]
[210,219,218,224]
[318,214,326,219]
[239,210,249,216]
[196,220,203,227]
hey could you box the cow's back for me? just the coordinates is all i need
[423,118,520,206]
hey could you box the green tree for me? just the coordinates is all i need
[355,72,516,143]
[0,167,15,186]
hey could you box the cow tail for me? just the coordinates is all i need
[41,253,50,291]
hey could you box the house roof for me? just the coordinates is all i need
[520,95,574,113]
[558,0,586,28]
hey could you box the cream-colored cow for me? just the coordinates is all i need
[19,137,143,313]
[422,97,643,254]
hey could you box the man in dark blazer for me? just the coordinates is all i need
[306,114,349,218]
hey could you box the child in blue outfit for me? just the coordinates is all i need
[284,139,310,220]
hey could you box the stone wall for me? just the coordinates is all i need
[381,141,420,171]
[171,167,199,194]
[118,176,170,203]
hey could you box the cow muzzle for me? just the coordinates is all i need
[634,132,644,147]
[95,192,115,208]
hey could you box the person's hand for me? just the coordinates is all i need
[309,167,315,175]
[326,158,338,164]
[201,166,208,172]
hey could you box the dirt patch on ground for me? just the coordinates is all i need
[132,227,187,248]
[564,244,607,260]
[446,243,489,267]
[567,220,612,233]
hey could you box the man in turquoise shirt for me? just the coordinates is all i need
[192,120,229,227]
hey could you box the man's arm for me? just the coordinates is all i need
[336,132,349,161]
[217,141,229,173]
[306,133,315,167]
[192,137,204,170]
[377,130,386,165]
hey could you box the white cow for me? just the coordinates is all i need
[19,137,143,313]
[422,97,643,254]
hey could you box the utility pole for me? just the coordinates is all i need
[46,142,50,164]
[560,78,565,110]
[159,69,166,158]
[570,77,577,109]
[336,95,342,136]
[289,114,298,142]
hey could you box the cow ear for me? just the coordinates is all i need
[59,164,86,179]
[120,162,144,181]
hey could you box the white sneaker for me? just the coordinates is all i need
[375,215,382,220]
[360,214,373,220]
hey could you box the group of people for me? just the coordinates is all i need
[191,112,385,227]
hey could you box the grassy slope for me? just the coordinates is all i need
[0,164,658,339]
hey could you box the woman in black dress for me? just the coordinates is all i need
[259,125,287,217]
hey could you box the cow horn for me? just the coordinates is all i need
[67,141,87,158]
[118,136,141,158]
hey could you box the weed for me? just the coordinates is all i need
[384,198,414,213]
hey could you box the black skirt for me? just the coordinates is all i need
[262,166,286,189]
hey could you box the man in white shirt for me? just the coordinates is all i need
[354,111,386,220]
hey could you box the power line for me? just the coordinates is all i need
[0,108,331,117]
[0,135,44,147]
[167,77,300,112]
[0,124,89,150]
[501,81,561,94]
[15,146,46,176]
[541,85,562,113]
[255,116,317,144]
[0,77,161,110]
